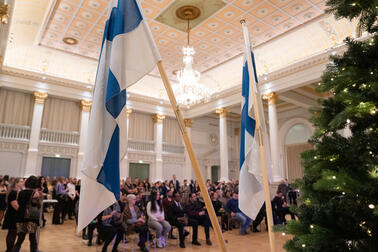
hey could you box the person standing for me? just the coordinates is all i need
[0,178,8,224]
[66,178,76,219]
[2,178,24,252]
[13,176,43,252]
[170,174,180,192]
[53,177,66,224]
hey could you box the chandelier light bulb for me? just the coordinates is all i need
[173,30,212,106]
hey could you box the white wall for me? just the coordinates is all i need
[0,151,24,177]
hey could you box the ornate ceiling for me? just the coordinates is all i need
[2,0,358,101]
[39,0,327,78]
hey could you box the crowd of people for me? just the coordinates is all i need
[0,174,297,252]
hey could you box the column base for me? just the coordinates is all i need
[76,153,85,179]
[154,159,163,183]
[24,149,39,177]
[120,157,129,179]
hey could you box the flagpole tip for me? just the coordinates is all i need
[240,19,246,24]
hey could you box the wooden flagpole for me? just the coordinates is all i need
[240,19,276,252]
[156,61,228,252]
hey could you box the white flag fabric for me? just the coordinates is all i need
[78,0,160,232]
[238,40,271,220]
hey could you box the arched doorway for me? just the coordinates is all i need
[284,123,313,182]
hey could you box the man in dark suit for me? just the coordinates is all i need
[167,191,200,248]
[186,193,212,245]
[170,174,180,192]
[272,191,295,224]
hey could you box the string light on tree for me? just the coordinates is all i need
[278,1,378,249]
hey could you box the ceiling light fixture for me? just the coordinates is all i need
[0,0,9,24]
[63,37,78,45]
[173,6,211,108]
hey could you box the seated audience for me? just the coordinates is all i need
[252,203,267,232]
[122,194,149,252]
[272,191,295,225]
[167,191,200,248]
[225,192,252,235]
[211,191,228,230]
[186,193,212,245]
[99,202,125,252]
[146,190,171,248]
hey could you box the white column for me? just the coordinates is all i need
[183,119,193,180]
[76,100,92,178]
[264,92,282,182]
[234,128,240,179]
[216,107,229,182]
[24,91,48,176]
[153,114,165,182]
[205,165,211,180]
[120,108,132,179]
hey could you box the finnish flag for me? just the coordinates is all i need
[239,47,271,220]
[78,0,160,231]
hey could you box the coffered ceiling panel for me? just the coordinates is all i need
[38,0,327,79]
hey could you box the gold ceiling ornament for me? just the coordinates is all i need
[33,91,48,104]
[215,107,229,118]
[0,1,9,25]
[173,5,212,108]
[152,114,165,123]
[80,99,92,112]
[176,5,201,21]
[262,92,279,105]
[184,119,194,128]
[63,37,78,45]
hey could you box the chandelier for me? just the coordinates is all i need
[173,6,212,108]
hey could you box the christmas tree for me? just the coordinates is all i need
[278,1,378,251]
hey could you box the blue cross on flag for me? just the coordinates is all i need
[78,0,160,231]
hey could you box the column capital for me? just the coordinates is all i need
[126,108,133,117]
[80,99,92,112]
[215,107,229,118]
[33,91,48,104]
[262,92,279,105]
[152,114,165,123]
[234,128,240,136]
[184,119,194,128]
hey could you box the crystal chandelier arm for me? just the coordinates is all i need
[187,18,190,46]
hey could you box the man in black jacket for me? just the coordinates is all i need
[272,191,295,224]
[186,193,212,245]
[170,174,180,192]
[167,191,200,248]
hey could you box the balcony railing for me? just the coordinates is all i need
[0,124,185,155]
[128,139,154,152]
[163,142,185,154]
[40,128,80,145]
[0,123,30,141]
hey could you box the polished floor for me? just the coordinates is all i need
[0,213,290,252]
